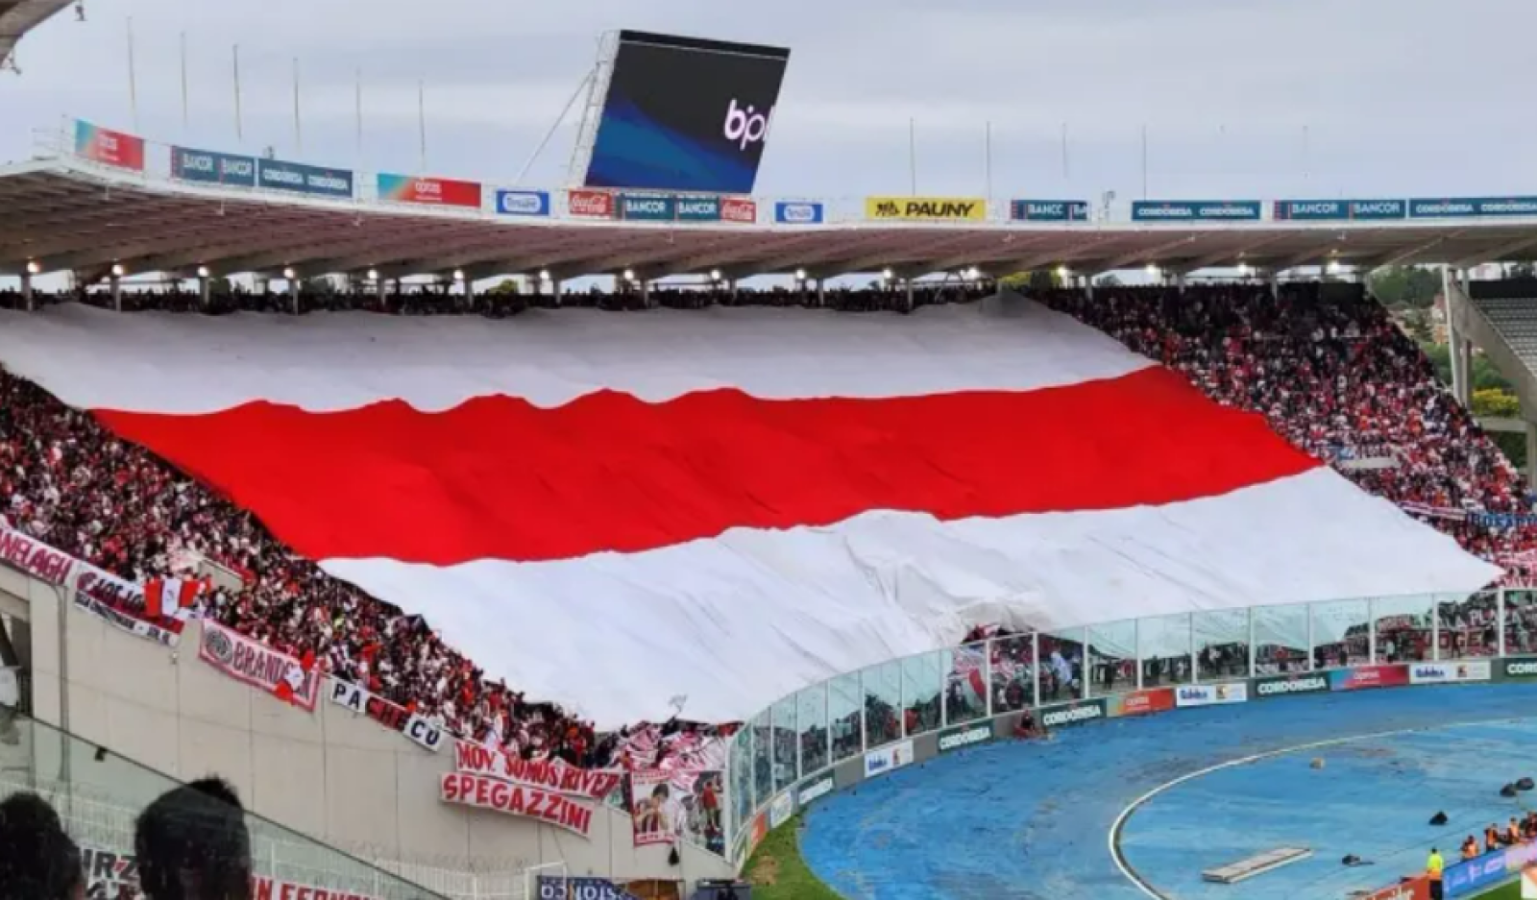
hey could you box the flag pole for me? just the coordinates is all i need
[908,117,917,196]
[418,80,428,172]
[355,68,363,159]
[179,31,189,132]
[126,17,139,131]
[292,57,303,154]
[232,44,243,141]
[984,121,992,199]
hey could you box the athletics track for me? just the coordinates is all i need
[799,683,1537,899]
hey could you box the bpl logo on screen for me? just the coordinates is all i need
[723,98,773,151]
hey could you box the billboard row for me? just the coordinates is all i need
[1274,199,1406,220]
[171,146,257,187]
[257,159,354,198]
[1132,200,1262,222]
[584,30,791,194]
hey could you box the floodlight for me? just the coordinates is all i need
[367,268,379,281]
[111,263,125,277]
[25,260,41,275]
[795,268,807,281]
[282,267,296,280]
[196,266,210,278]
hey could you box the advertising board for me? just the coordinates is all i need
[1252,672,1330,698]
[1328,664,1410,692]
[798,774,835,807]
[1410,197,1537,218]
[378,173,482,208]
[1273,199,1406,220]
[535,876,639,900]
[1444,851,1511,897]
[1039,698,1108,729]
[1174,682,1249,708]
[171,146,258,187]
[1501,658,1537,680]
[676,195,722,221]
[1132,200,1262,221]
[1109,687,1176,718]
[74,120,145,171]
[584,30,790,193]
[495,189,551,216]
[775,200,825,224]
[1010,199,1090,221]
[568,189,616,218]
[767,790,795,830]
[937,723,992,753]
[863,739,914,778]
[721,197,758,223]
[620,193,677,221]
[257,159,354,199]
[1408,661,1492,685]
[866,196,987,222]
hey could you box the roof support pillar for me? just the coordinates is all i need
[905,277,914,313]
[20,271,32,312]
[817,277,826,308]
[377,275,387,311]
[290,277,300,316]
[110,274,121,313]
[199,274,210,309]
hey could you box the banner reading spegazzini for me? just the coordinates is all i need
[198,620,321,711]
[440,772,596,837]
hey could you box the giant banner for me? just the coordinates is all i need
[74,120,145,171]
[866,197,986,222]
[453,740,622,799]
[257,159,354,199]
[629,767,725,850]
[198,620,321,711]
[171,146,258,188]
[72,561,183,647]
[378,173,482,208]
[1010,200,1090,222]
[1273,199,1406,221]
[1132,200,1262,222]
[440,772,596,838]
[1410,197,1537,219]
[584,30,790,194]
[328,679,444,752]
[0,521,75,585]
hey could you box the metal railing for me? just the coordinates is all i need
[722,588,1535,865]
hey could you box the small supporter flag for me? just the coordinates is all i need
[144,577,200,620]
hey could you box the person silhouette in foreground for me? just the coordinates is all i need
[135,776,253,900]
[0,791,85,900]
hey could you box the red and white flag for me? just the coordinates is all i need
[143,576,199,620]
[0,301,1499,727]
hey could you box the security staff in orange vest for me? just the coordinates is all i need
[1509,818,1522,846]
[1460,835,1479,860]
[1486,824,1502,853]
[1427,847,1445,900]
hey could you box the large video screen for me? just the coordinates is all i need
[583,31,791,194]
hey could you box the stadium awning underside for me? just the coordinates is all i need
[0,0,72,64]
[6,157,1537,283]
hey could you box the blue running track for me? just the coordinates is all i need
[799,683,1537,899]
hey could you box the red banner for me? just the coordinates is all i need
[74,120,146,171]
[198,620,321,711]
[568,189,615,219]
[73,561,184,647]
[440,772,595,838]
[0,521,76,585]
[721,197,757,224]
[453,740,621,799]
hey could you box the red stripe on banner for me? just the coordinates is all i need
[92,368,1318,565]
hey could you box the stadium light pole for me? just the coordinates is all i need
[984,121,992,199]
[1140,124,1149,200]
[355,68,363,160]
[418,80,428,172]
[908,118,917,196]
[126,17,139,131]
[292,57,303,155]
[232,45,243,142]
[179,31,189,132]
[1061,122,1070,182]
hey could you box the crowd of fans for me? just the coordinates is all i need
[1038,282,1537,584]
[3,276,1537,778]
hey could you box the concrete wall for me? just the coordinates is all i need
[11,570,731,887]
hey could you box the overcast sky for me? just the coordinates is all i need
[3,0,1534,206]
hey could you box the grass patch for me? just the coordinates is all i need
[743,813,844,900]
[1472,877,1520,899]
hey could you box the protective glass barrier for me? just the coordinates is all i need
[1195,608,1250,680]
[1088,621,1135,695]
[797,683,829,778]
[1139,613,1193,687]
[902,651,942,737]
[1373,594,1434,663]
[943,642,990,725]
[1439,590,1498,659]
[726,591,1537,866]
[0,715,440,899]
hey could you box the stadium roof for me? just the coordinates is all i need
[0,0,71,66]
[8,154,1537,284]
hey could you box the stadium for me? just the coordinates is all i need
[6,2,1537,899]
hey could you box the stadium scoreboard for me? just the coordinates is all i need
[582,30,791,195]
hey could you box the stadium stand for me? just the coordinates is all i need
[1037,282,1537,583]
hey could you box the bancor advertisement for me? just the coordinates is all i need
[584,30,790,194]
[866,196,987,222]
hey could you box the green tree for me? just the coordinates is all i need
[1368,266,1440,309]
[485,279,521,295]
[1420,341,1515,393]
[1403,309,1432,343]
[999,271,1062,292]
[1472,388,1521,418]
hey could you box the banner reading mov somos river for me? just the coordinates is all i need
[453,740,622,798]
